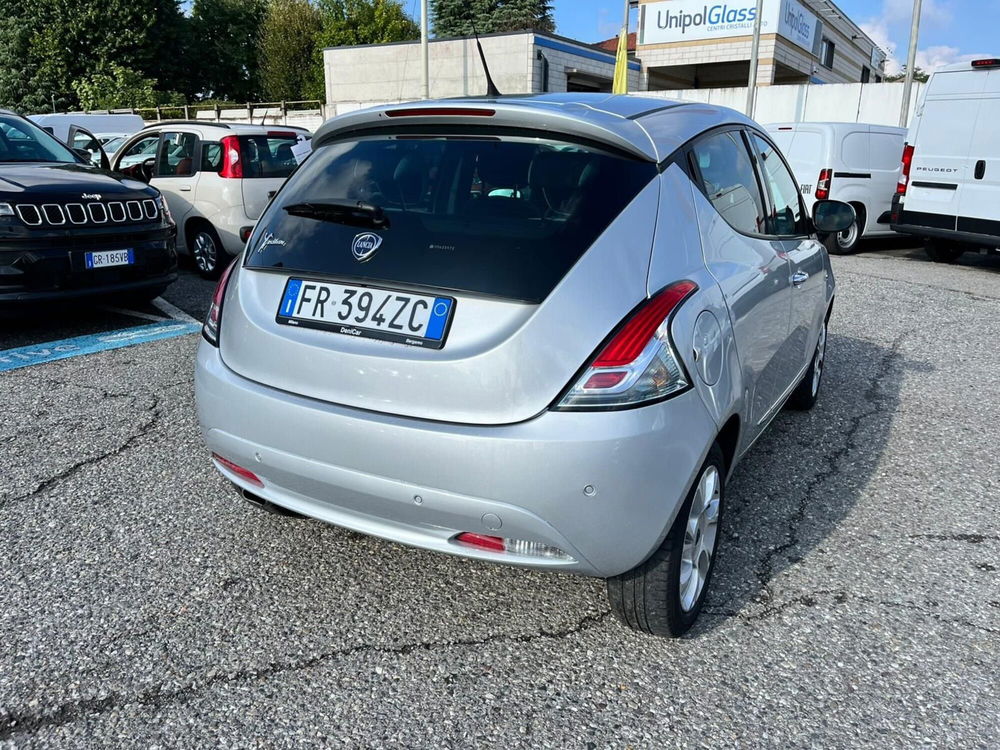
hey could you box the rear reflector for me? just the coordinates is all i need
[453,532,573,560]
[211,453,264,487]
[455,532,505,551]
[972,59,1000,68]
[239,225,254,243]
[385,107,496,118]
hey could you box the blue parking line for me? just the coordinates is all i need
[0,321,202,373]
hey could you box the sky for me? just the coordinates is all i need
[550,0,997,74]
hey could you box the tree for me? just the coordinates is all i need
[431,0,554,38]
[259,0,323,101]
[307,0,420,99]
[0,0,190,112]
[189,0,269,101]
[885,66,930,83]
[73,65,159,110]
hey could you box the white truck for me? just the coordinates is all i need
[892,58,1000,262]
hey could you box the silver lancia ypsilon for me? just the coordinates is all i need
[195,94,853,637]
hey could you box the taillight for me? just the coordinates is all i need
[211,453,264,487]
[554,281,697,410]
[815,168,833,200]
[897,144,915,195]
[202,258,239,346]
[219,135,243,179]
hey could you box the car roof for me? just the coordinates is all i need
[312,93,756,163]
[139,121,310,135]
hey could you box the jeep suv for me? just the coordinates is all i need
[111,122,308,278]
[0,110,177,306]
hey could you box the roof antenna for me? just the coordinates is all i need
[470,20,501,98]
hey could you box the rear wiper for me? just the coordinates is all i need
[282,200,390,229]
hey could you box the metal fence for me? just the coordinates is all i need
[70,100,325,125]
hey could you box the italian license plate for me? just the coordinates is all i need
[85,249,134,269]
[276,278,455,349]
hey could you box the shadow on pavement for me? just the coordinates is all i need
[696,332,931,633]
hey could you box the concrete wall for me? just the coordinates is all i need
[324,34,534,104]
[639,81,925,127]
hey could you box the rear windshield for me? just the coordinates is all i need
[239,134,299,178]
[244,134,657,302]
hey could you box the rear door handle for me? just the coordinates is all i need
[792,271,809,286]
[975,160,987,180]
[180,185,192,192]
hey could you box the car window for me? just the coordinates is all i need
[201,141,222,172]
[155,131,198,177]
[122,135,159,159]
[239,134,300,179]
[0,114,78,163]
[690,130,766,236]
[245,135,658,303]
[749,133,809,236]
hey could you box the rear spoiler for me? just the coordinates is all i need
[312,101,659,162]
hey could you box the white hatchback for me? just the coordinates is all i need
[111,122,309,277]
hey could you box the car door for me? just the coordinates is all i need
[67,126,109,169]
[688,129,794,445]
[149,130,200,230]
[748,131,828,383]
[957,67,1000,237]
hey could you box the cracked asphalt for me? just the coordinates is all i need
[1,248,998,748]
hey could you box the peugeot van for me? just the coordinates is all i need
[892,58,1000,262]
[767,122,906,254]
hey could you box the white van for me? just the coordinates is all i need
[892,58,1000,262]
[29,114,145,168]
[766,122,906,254]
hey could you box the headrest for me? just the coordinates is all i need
[475,145,532,188]
[528,151,596,193]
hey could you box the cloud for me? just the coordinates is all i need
[862,0,978,74]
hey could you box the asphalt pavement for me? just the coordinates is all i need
[1,247,998,748]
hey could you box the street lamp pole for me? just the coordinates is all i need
[899,0,923,127]
[746,0,765,118]
[421,0,430,100]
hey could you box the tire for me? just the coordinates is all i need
[607,443,725,637]
[822,206,864,255]
[924,240,965,264]
[787,317,827,411]
[189,224,229,280]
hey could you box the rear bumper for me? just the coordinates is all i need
[195,342,718,578]
[891,198,1000,250]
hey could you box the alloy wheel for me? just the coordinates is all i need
[193,232,218,274]
[679,464,721,612]
[812,324,827,396]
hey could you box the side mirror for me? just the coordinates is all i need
[73,147,94,162]
[812,200,856,234]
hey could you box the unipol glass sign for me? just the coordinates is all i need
[639,0,819,52]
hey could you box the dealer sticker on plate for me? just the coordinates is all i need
[276,278,454,349]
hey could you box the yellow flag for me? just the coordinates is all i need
[612,29,629,95]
